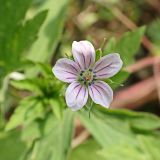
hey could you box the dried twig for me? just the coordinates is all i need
[146,0,160,13]
[153,56,160,103]
[111,77,158,109]
[126,56,154,73]
[111,7,155,55]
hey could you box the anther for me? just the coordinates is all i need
[80,71,84,76]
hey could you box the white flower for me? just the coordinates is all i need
[52,40,123,111]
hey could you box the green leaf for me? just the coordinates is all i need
[10,10,48,63]
[99,144,147,160]
[5,98,36,131]
[104,27,146,66]
[50,99,63,120]
[138,134,160,159]
[0,130,26,160]
[0,0,47,84]
[146,19,160,55]
[79,109,136,147]
[95,49,102,61]
[99,108,160,131]
[70,139,105,160]
[27,0,69,62]
[10,79,43,94]
[106,70,130,89]
[79,108,160,147]
[21,121,42,142]
[99,134,160,160]
[78,109,160,160]
[104,37,116,54]
[5,97,45,131]
[147,19,160,45]
[25,110,74,160]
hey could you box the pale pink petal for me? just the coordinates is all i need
[72,41,95,70]
[52,58,80,83]
[93,53,123,79]
[88,81,113,108]
[65,82,88,111]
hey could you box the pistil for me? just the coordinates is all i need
[78,69,96,86]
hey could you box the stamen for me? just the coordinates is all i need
[78,69,95,86]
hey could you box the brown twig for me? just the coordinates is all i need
[146,0,160,13]
[111,7,155,55]
[111,77,158,109]
[126,56,154,73]
[93,0,156,54]
[153,56,160,103]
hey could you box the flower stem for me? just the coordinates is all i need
[85,99,93,118]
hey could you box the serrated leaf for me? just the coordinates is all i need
[25,110,74,160]
[5,98,45,131]
[79,108,160,148]
[5,98,36,131]
[0,0,47,85]
[10,10,47,63]
[78,108,160,160]
[104,27,146,66]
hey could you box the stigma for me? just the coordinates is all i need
[78,69,96,86]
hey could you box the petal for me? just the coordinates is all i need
[72,40,95,70]
[88,81,113,108]
[52,58,80,83]
[65,82,88,111]
[93,53,123,79]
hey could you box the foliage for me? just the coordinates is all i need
[21,110,74,160]
[0,0,47,84]
[70,139,106,160]
[27,0,69,62]
[0,0,160,160]
[0,130,26,160]
[147,19,160,46]
[78,108,160,160]
[104,26,146,66]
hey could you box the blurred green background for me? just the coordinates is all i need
[0,0,160,159]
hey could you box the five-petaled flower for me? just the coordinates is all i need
[52,40,123,111]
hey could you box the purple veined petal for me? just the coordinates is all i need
[72,40,95,70]
[88,81,113,108]
[93,53,123,79]
[52,58,80,83]
[65,82,88,111]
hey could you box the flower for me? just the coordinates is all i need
[52,40,123,111]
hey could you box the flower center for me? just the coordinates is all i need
[78,69,96,86]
